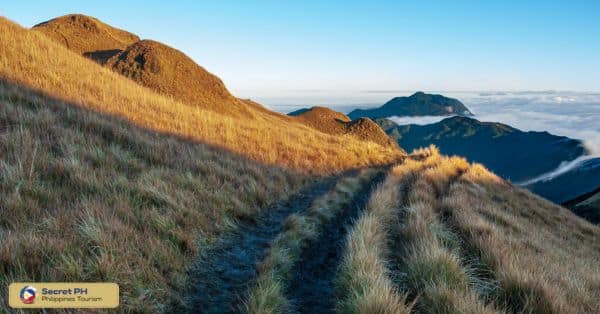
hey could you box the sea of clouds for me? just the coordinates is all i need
[384,91,600,157]
[257,90,600,156]
[258,90,600,184]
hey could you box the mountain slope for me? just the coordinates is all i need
[376,116,586,182]
[2,13,599,314]
[289,106,399,148]
[564,187,600,224]
[348,92,472,119]
[526,157,600,204]
[0,16,402,174]
[240,148,600,313]
[0,80,306,312]
[32,14,139,63]
[105,39,248,116]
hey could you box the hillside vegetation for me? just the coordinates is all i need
[0,81,305,312]
[335,147,600,313]
[0,15,401,312]
[1,13,599,314]
[0,17,403,174]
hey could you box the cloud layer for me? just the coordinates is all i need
[390,91,600,156]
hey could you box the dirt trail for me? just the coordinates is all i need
[285,172,386,313]
[186,178,338,314]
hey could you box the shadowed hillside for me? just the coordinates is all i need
[32,14,139,63]
[0,80,307,312]
[289,106,400,148]
[564,187,600,224]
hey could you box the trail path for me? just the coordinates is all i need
[186,178,338,313]
[285,172,386,313]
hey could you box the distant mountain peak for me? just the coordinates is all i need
[348,92,472,119]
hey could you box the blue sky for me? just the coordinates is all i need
[2,1,599,96]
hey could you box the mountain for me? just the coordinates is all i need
[2,14,599,314]
[289,106,400,148]
[526,157,600,204]
[32,14,139,64]
[563,187,600,224]
[105,39,248,116]
[376,116,586,182]
[33,14,250,117]
[0,15,400,312]
[1,16,400,174]
[348,91,472,120]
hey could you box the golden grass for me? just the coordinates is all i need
[391,155,498,313]
[0,17,403,175]
[0,82,306,312]
[442,164,600,313]
[32,14,139,56]
[335,167,411,314]
[244,171,376,313]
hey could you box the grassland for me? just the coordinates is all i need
[1,13,599,314]
[0,15,401,312]
[0,17,403,174]
[335,147,600,313]
[0,81,307,312]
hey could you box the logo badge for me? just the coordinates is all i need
[19,286,36,304]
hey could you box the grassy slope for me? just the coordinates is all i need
[0,17,402,175]
[32,14,139,56]
[0,16,399,312]
[0,82,305,312]
[337,147,600,313]
[1,14,599,314]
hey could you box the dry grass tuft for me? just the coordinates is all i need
[335,168,411,314]
[441,164,600,313]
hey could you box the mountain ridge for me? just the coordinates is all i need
[376,115,586,182]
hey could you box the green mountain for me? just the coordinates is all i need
[348,92,472,119]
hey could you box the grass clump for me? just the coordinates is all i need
[335,166,411,314]
[391,156,496,313]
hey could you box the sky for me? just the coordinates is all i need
[2,1,599,99]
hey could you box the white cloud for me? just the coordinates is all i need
[388,115,456,126]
